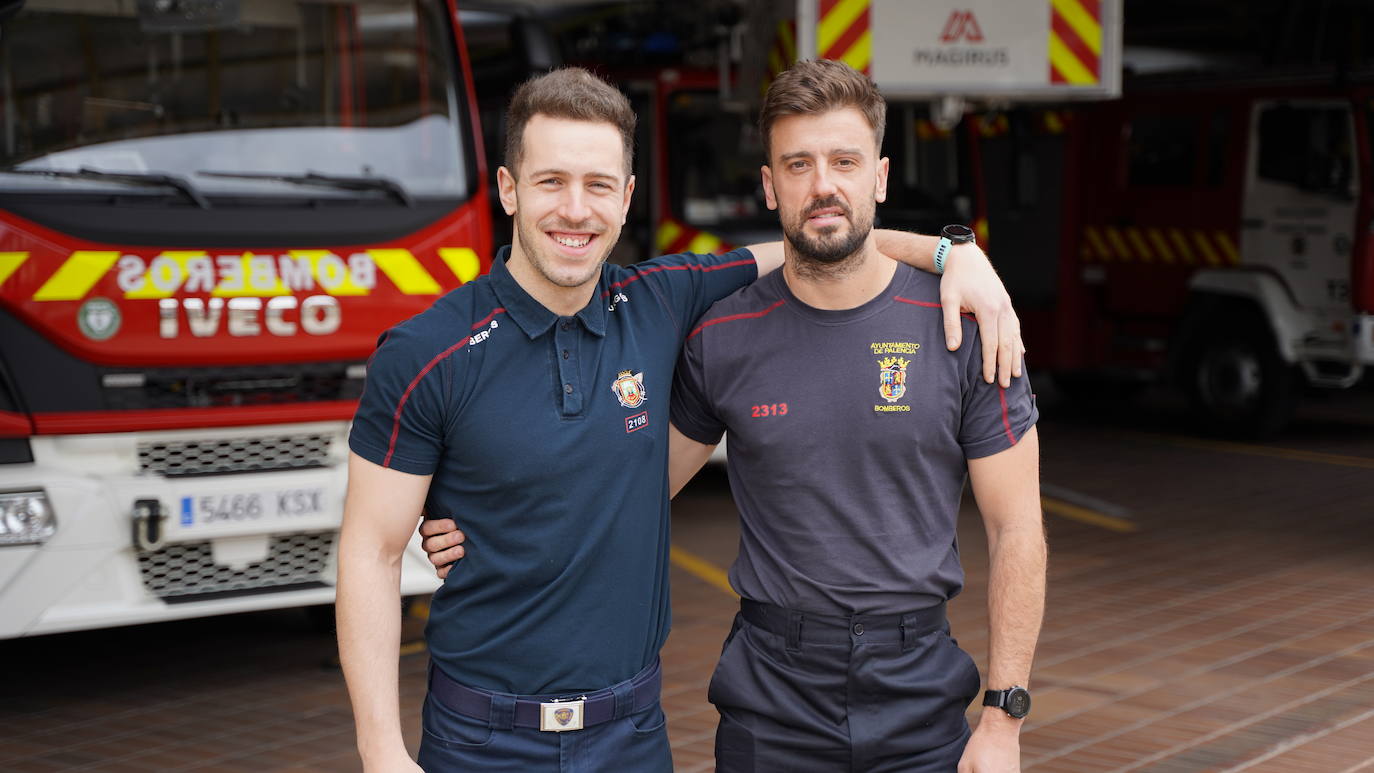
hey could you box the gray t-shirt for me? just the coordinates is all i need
[671,263,1037,614]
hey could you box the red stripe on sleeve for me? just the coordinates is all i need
[998,386,1017,446]
[383,307,504,467]
[471,307,506,330]
[601,258,756,297]
[894,296,976,321]
[686,299,786,340]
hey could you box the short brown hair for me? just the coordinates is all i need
[758,59,886,163]
[504,67,636,178]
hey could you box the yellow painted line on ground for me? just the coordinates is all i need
[1042,495,1138,533]
[1153,435,1374,471]
[670,545,738,599]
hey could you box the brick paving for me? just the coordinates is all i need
[0,410,1372,771]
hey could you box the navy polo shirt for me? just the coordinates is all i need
[348,245,756,695]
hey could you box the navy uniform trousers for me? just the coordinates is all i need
[418,659,672,772]
[711,600,981,773]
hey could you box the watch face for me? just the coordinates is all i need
[942,224,975,243]
[1007,688,1032,718]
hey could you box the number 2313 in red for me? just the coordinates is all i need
[750,403,788,418]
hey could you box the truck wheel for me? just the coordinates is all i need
[1188,326,1296,438]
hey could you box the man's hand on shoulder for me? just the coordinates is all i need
[940,243,1024,388]
[418,518,466,580]
[958,711,1022,772]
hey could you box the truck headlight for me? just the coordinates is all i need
[0,491,55,546]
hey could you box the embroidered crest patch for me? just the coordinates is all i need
[611,370,647,409]
[878,356,909,403]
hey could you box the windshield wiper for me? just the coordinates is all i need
[0,166,210,208]
[196,170,414,207]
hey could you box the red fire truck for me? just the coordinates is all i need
[958,67,1374,436]
[0,0,491,637]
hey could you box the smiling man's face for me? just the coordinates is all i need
[762,107,888,268]
[500,114,634,295]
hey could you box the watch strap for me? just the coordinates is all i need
[934,237,952,274]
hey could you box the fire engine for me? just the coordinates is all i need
[963,68,1374,436]
[0,0,491,637]
[733,0,1369,435]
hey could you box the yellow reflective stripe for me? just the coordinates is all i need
[1043,111,1065,134]
[1104,227,1131,262]
[1214,231,1240,265]
[1146,228,1176,264]
[974,218,989,244]
[838,28,872,73]
[687,232,723,254]
[1051,0,1103,56]
[1126,228,1154,262]
[1083,227,1111,261]
[33,250,120,301]
[1048,31,1097,85]
[437,247,481,283]
[817,0,868,58]
[369,248,441,295]
[0,252,28,288]
[1168,228,1193,265]
[1191,231,1221,266]
[657,219,683,252]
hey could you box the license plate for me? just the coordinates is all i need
[178,488,326,529]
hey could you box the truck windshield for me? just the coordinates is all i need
[0,0,471,201]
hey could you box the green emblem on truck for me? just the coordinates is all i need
[78,298,121,341]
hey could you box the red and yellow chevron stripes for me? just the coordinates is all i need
[1081,226,1240,267]
[762,20,798,96]
[0,247,475,302]
[818,0,871,75]
[1049,0,1102,86]
[657,218,735,256]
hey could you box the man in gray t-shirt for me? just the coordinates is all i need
[670,264,1036,616]
[665,60,1045,773]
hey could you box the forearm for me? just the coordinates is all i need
[337,526,407,762]
[984,523,1046,691]
[748,230,980,276]
[874,229,939,272]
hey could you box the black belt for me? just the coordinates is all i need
[427,658,661,732]
[741,599,947,647]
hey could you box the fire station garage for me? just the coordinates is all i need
[0,1,1371,771]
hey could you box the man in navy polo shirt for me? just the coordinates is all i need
[339,67,1022,773]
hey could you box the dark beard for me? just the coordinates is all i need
[783,196,873,269]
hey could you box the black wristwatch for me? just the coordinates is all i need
[934,224,975,274]
[983,686,1032,719]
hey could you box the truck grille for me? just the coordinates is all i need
[138,433,333,477]
[136,531,334,601]
[100,361,364,410]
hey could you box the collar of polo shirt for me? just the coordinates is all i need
[490,246,609,339]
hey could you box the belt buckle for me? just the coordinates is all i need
[539,696,585,732]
